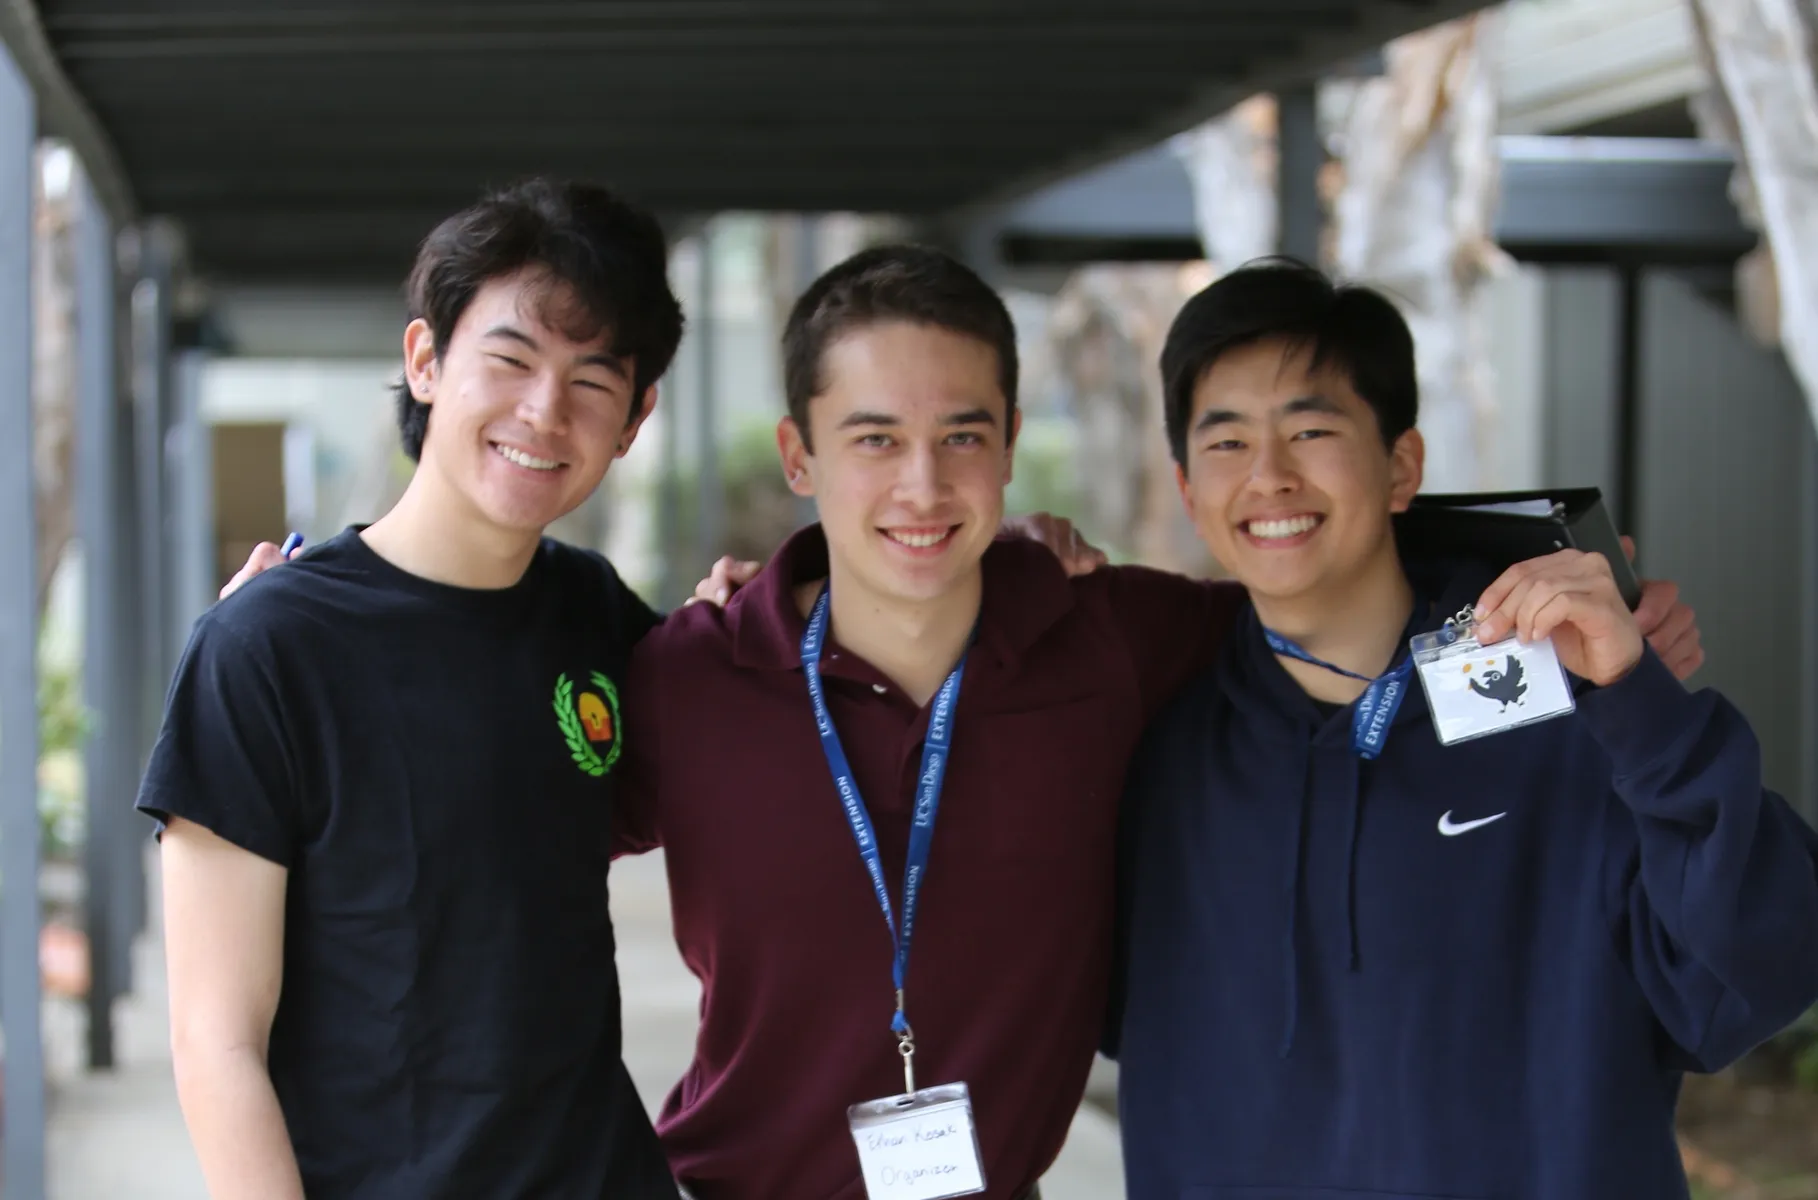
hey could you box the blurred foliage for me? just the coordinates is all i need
[1005,417,1088,537]
[1790,1007,1818,1093]
[38,643,89,859]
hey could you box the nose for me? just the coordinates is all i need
[1247,435,1301,495]
[894,441,944,510]
[516,370,570,433]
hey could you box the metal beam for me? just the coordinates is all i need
[0,34,46,1199]
[113,124,1150,157]
[988,136,1757,265]
[1494,136,1756,257]
[0,0,134,227]
[54,21,1312,61]
[43,0,1405,36]
[76,71,1201,106]
[59,28,1304,62]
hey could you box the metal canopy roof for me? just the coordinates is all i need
[25,0,1486,283]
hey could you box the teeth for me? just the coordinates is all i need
[886,529,951,549]
[1247,515,1320,540]
[495,444,560,471]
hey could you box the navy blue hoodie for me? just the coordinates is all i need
[1111,559,1818,1200]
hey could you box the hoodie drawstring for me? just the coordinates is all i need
[1342,756,1363,971]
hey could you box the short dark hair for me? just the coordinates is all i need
[394,178,684,461]
[782,245,1018,449]
[1160,257,1417,468]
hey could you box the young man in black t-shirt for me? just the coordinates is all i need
[137,179,686,1199]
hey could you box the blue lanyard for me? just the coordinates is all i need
[801,587,966,1045]
[1263,630,1412,760]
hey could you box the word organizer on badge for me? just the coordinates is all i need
[1411,606,1576,746]
[800,587,987,1200]
[849,1085,987,1200]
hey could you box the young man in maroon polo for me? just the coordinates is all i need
[614,246,1702,1200]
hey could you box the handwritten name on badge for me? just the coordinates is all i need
[851,1099,984,1200]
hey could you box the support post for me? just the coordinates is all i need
[694,220,722,566]
[0,39,47,1198]
[1277,84,1323,264]
[130,231,171,754]
[73,157,127,1070]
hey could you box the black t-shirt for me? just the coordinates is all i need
[137,528,679,1199]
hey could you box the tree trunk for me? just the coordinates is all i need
[1326,12,1509,493]
[34,148,77,621]
[1170,94,1281,272]
[1688,0,1818,436]
[1043,264,1214,575]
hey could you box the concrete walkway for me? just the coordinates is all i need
[43,849,1125,1198]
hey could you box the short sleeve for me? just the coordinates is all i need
[577,546,663,647]
[1093,565,1246,721]
[135,613,302,868]
[623,587,662,645]
[609,635,664,857]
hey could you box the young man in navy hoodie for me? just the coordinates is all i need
[1111,259,1818,1200]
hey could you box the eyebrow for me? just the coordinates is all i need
[483,324,629,377]
[1193,393,1348,432]
[836,407,999,430]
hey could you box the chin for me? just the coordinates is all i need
[1234,562,1326,605]
[478,491,584,535]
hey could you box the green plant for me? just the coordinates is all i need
[1005,416,1087,528]
[1791,1006,1818,1093]
[37,649,89,859]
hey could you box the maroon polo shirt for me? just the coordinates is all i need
[614,525,1242,1200]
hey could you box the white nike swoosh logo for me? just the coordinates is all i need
[1437,810,1507,837]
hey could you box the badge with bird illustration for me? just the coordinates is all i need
[1411,615,1576,747]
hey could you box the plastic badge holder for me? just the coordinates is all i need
[1410,607,1577,747]
[847,1083,986,1200]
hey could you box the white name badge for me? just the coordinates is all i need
[1411,621,1576,746]
[848,1083,986,1200]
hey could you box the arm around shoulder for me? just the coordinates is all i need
[1583,650,1818,1069]
[161,817,305,1199]
[1094,564,1246,719]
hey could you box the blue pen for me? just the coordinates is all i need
[280,531,303,558]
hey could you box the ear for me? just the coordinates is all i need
[1001,408,1023,486]
[614,385,659,460]
[1175,461,1198,521]
[403,318,438,404]
[1387,427,1425,513]
[778,416,814,497]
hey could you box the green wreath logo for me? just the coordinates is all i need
[554,671,622,778]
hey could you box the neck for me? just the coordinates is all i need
[799,562,982,708]
[1255,548,1416,705]
[361,469,543,590]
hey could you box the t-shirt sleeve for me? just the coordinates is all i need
[134,613,302,868]
[1095,565,1246,721]
[610,636,664,858]
[622,582,663,645]
[581,547,664,646]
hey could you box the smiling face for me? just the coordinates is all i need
[779,320,1019,607]
[1177,336,1423,609]
[404,268,652,536]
